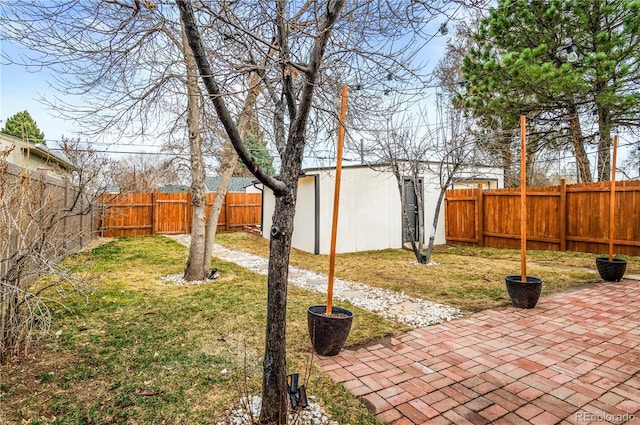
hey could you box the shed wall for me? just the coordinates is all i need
[262,165,503,254]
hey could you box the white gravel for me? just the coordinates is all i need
[169,234,462,424]
[216,396,338,425]
[162,273,214,286]
[169,235,462,328]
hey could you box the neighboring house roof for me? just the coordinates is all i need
[103,186,121,194]
[205,176,255,192]
[0,133,74,178]
[157,184,190,193]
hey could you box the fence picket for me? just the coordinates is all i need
[445,180,640,256]
[97,192,262,237]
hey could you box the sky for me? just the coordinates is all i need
[1,5,636,178]
[0,40,77,142]
[0,13,450,169]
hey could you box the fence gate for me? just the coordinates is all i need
[153,194,189,235]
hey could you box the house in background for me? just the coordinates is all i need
[157,184,190,193]
[205,176,260,193]
[261,163,503,255]
[152,177,260,194]
[0,133,74,180]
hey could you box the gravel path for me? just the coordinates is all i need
[169,234,462,328]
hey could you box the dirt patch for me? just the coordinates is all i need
[77,237,115,253]
[1,346,77,421]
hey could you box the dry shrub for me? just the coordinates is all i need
[0,143,103,363]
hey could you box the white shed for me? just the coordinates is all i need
[261,164,503,254]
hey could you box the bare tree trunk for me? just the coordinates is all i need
[425,186,447,263]
[183,27,208,281]
[567,101,593,183]
[596,106,611,182]
[262,195,295,424]
[203,150,237,265]
[412,170,426,260]
[203,72,266,268]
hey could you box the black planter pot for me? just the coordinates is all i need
[505,275,542,309]
[307,305,353,356]
[596,257,627,282]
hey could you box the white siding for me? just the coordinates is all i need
[262,164,504,254]
[262,175,318,254]
[291,176,317,254]
[316,167,401,254]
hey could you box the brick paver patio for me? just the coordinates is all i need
[317,280,640,424]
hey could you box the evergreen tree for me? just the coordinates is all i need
[1,110,45,144]
[461,0,640,182]
[236,133,275,176]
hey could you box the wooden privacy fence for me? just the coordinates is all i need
[96,192,262,237]
[1,163,94,282]
[445,179,640,257]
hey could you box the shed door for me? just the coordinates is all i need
[402,178,420,244]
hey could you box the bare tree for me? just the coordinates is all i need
[0,138,110,363]
[178,3,340,420]
[176,0,472,422]
[365,110,431,263]
[424,96,482,262]
[182,24,210,280]
[364,95,480,265]
[108,154,183,193]
[0,1,242,282]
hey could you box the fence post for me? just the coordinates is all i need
[63,180,69,251]
[100,203,105,238]
[186,190,191,234]
[225,195,230,231]
[151,189,156,235]
[559,178,567,251]
[477,184,484,247]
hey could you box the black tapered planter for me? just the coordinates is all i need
[505,275,542,309]
[307,305,353,356]
[596,257,627,282]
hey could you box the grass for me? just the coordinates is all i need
[1,236,403,425]
[3,233,638,424]
[216,232,640,312]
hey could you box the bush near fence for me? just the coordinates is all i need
[445,179,640,257]
[96,191,262,237]
[1,162,94,362]
[1,162,94,281]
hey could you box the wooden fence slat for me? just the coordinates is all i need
[477,184,484,247]
[97,192,262,237]
[445,180,640,256]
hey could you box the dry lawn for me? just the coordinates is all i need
[2,233,638,424]
[0,236,400,425]
[216,232,639,312]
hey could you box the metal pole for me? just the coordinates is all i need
[608,135,618,261]
[327,84,348,314]
[520,115,527,282]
